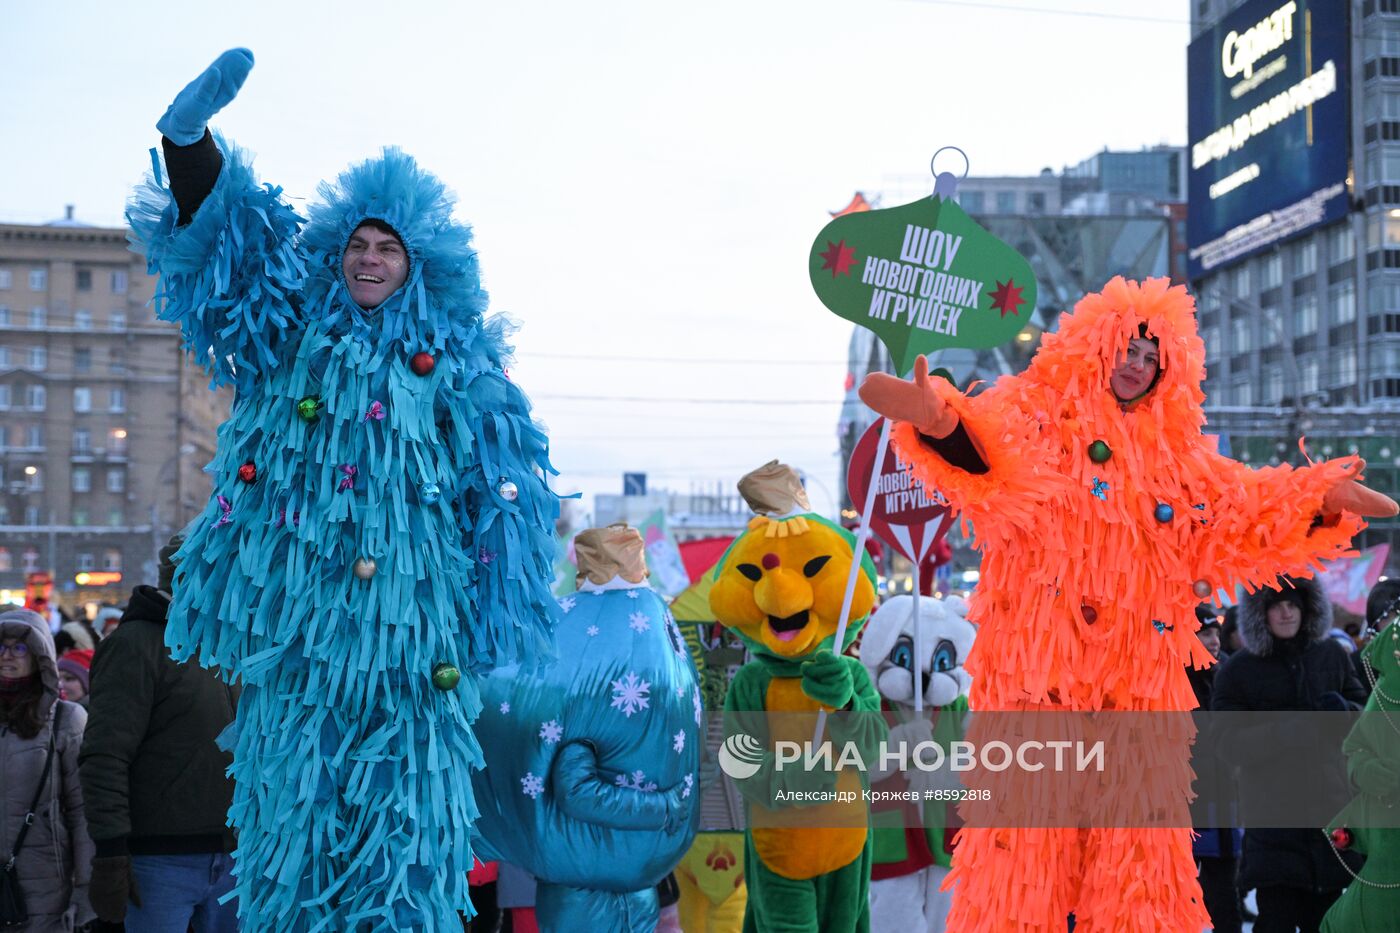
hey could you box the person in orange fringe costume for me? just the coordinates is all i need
[859,276,1398,933]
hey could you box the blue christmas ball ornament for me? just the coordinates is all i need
[1154,503,1174,523]
[419,482,441,505]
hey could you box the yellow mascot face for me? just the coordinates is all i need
[709,517,876,660]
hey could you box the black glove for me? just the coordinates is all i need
[89,855,141,922]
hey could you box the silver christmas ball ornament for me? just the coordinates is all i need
[498,479,519,502]
[353,557,378,580]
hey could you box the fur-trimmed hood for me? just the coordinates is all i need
[1239,576,1332,656]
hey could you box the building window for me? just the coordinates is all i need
[73,428,90,454]
[72,508,88,527]
[1332,282,1357,324]
[76,269,92,291]
[1201,326,1220,359]
[107,507,123,527]
[1331,225,1355,263]
[1301,355,1321,393]
[0,347,8,368]
[24,425,43,449]
[110,270,128,294]
[28,347,45,370]
[102,549,122,572]
[0,270,10,289]
[25,466,43,491]
[106,468,125,493]
[0,306,8,326]
[21,549,39,572]
[0,549,10,572]
[0,385,9,410]
[108,349,127,374]
[960,192,985,213]
[1233,265,1252,298]
[1262,253,1283,288]
[76,552,95,572]
[28,307,45,329]
[28,270,46,291]
[73,387,91,413]
[1262,366,1283,404]
[1232,317,1252,353]
[1296,239,1318,276]
[108,311,125,330]
[108,387,125,412]
[1336,346,1358,386]
[1027,192,1047,214]
[74,347,91,372]
[0,506,8,525]
[72,468,91,493]
[23,506,40,526]
[1295,293,1319,334]
[73,308,92,330]
[1232,378,1254,406]
[109,429,127,454]
[996,192,1017,214]
[25,385,44,411]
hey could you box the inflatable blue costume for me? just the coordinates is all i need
[127,49,560,930]
[472,524,702,932]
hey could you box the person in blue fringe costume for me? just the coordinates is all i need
[125,49,561,931]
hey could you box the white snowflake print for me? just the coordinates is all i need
[628,612,651,634]
[692,688,703,726]
[610,672,652,717]
[614,769,658,793]
[673,730,685,754]
[499,701,511,714]
[521,772,544,799]
[559,597,576,614]
[626,589,640,599]
[539,720,563,744]
[586,625,600,637]
[682,774,694,799]
[592,589,605,596]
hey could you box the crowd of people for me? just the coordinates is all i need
[3,550,1397,932]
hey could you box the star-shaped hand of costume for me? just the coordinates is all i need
[989,278,1026,318]
[819,239,858,279]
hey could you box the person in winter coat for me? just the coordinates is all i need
[0,608,96,931]
[1212,576,1367,933]
[78,538,239,932]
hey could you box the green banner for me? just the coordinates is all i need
[810,196,1038,374]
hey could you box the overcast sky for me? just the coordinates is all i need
[1,0,1190,520]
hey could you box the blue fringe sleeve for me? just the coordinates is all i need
[126,135,305,389]
[445,322,561,672]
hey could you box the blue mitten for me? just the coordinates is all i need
[157,48,255,145]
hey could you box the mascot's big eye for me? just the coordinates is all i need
[932,639,956,673]
[889,636,914,671]
[737,563,762,582]
[803,555,831,577]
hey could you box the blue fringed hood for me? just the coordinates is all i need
[298,149,489,355]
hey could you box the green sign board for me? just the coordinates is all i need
[810,196,1038,375]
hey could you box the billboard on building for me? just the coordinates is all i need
[1186,0,1350,278]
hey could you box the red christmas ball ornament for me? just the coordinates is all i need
[1330,827,1353,850]
[1080,604,1098,625]
[237,462,257,483]
[410,352,436,376]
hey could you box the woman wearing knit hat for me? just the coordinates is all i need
[56,653,91,708]
[0,608,96,930]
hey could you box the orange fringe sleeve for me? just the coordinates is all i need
[1196,454,1365,595]
[889,377,1067,534]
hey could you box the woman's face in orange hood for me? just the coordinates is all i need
[1110,337,1160,402]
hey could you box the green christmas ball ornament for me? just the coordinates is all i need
[297,396,322,422]
[1087,440,1112,464]
[431,662,461,691]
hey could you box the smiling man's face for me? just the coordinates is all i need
[342,223,409,309]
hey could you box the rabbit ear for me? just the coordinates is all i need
[860,596,911,667]
[941,594,969,618]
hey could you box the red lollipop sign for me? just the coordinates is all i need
[846,416,955,562]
